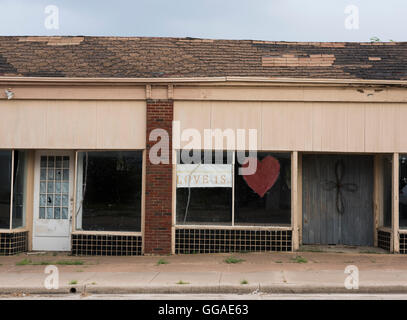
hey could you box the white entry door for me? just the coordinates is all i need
[33,151,74,251]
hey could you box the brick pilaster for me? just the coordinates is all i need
[144,99,173,254]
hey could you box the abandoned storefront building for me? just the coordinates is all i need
[0,36,406,256]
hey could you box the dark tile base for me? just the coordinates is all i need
[71,234,142,256]
[175,228,292,254]
[377,230,391,252]
[0,231,28,255]
[400,234,407,254]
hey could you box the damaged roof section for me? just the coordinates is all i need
[0,36,406,80]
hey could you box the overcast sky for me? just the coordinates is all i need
[0,0,405,42]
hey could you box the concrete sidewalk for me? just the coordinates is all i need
[1,250,407,295]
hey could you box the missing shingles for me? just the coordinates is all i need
[368,57,382,61]
[262,54,335,67]
[18,36,84,46]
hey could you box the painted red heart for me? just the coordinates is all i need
[242,156,280,198]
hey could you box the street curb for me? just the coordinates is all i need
[2,284,407,295]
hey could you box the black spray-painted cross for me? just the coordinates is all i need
[322,159,358,215]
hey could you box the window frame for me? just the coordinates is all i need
[174,149,293,229]
[72,150,145,236]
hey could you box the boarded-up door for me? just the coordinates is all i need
[302,154,374,246]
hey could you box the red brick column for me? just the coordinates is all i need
[144,99,173,254]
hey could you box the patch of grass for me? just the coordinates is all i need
[68,280,78,285]
[91,282,97,285]
[55,260,84,265]
[157,258,169,265]
[224,257,245,264]
[360,250,383,254]
[291,255,308,264]
[76,269,84,272]
[240,279,248,285]
[274,260,283,264]
[16,259,84,266]
[52,252,58,257]
[176,280,189,285]
[299,246,323,253]
[15,258,32,266]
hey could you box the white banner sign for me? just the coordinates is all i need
[176,164,232,188]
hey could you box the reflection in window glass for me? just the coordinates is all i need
[234,152,291,225]
[176,150,233,225]
[0,151,12,229]
[76,151,142,232]
[12,151,27,228]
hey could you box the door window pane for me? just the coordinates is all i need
[76,151,143,232]
[39,155,69,220]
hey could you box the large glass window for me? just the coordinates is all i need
[12,151,27,228]
[75,151,143,232]
[176,150,233,225]
[0,150,27,230]
[0,151,12,229]
[175,150,291,226]
[382,155,392,228]
[235,152,291,225]
[400,155,407,228]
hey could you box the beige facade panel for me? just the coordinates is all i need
[173,85,407,103]
[0,85,146,100]
[0,100,146,149]
[175,101,407,153]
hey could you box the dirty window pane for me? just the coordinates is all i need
[12,151,27,228]
[176,150,233,225]
[0,151,12,229]
[76,151,142,232]
[234,152,291,226]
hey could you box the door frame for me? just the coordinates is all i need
[32,150,75,251]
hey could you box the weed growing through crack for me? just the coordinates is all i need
[157,258,169,265]
[240,279,248,285]
[291,256,308,263]
[176,280,189,285]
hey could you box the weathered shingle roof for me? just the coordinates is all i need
[0,36,406,80]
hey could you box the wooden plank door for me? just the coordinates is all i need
[302,154,374,246]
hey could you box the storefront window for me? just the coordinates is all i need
[175,150,292,226]
[382,155,392,228]
[75,151,143,232]
[235,152,291,225]
[0,151,12,229]
[176,150,233,225]
[400,154,407,228]
[12,151,27,229]
[0,150,27,230]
